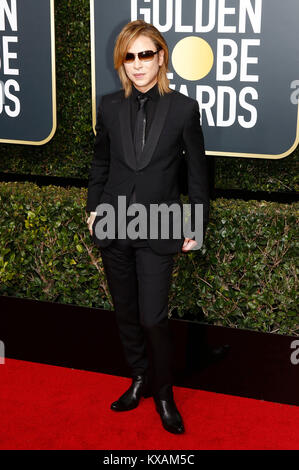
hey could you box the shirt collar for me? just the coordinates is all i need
[131,81,159,102]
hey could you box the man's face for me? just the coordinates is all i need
[123,34,164,93]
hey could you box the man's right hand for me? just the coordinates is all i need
[87,212,97,235]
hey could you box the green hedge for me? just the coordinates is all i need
[0,1,297,192]
[215,151,298,192]
[0,182,297,336]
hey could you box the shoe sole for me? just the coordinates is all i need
[110,390,152,411]
[110,403,138,411]
[110,378,153,410]
[162,423,185,434]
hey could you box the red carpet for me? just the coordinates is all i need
[0,358,298,450]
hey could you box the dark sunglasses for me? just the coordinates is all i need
[124,49,161,63]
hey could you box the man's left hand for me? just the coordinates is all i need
[181,237,198,252]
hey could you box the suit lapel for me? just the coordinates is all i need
[119,90,172,171]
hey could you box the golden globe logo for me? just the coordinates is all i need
[172,37,214,81]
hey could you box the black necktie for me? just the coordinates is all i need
[129,94,148,205]
[134,94,149,166]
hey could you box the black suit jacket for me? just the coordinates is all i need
[86,87,210,255]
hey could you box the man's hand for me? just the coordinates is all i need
[87,212,97,235]
[181,237,198,252]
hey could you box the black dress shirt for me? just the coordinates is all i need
[130,81,160,145]
[128,82,160,204]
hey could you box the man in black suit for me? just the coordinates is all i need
[86,20,209,434]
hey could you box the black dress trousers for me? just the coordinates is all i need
[100,237,175,393]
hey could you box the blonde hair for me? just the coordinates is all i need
[114,20,172,98]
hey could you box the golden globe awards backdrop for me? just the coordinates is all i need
[90,0,299,159]
[0,0,56,144]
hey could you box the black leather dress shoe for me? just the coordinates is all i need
[153,384,185,434]
[110,374,152,411]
